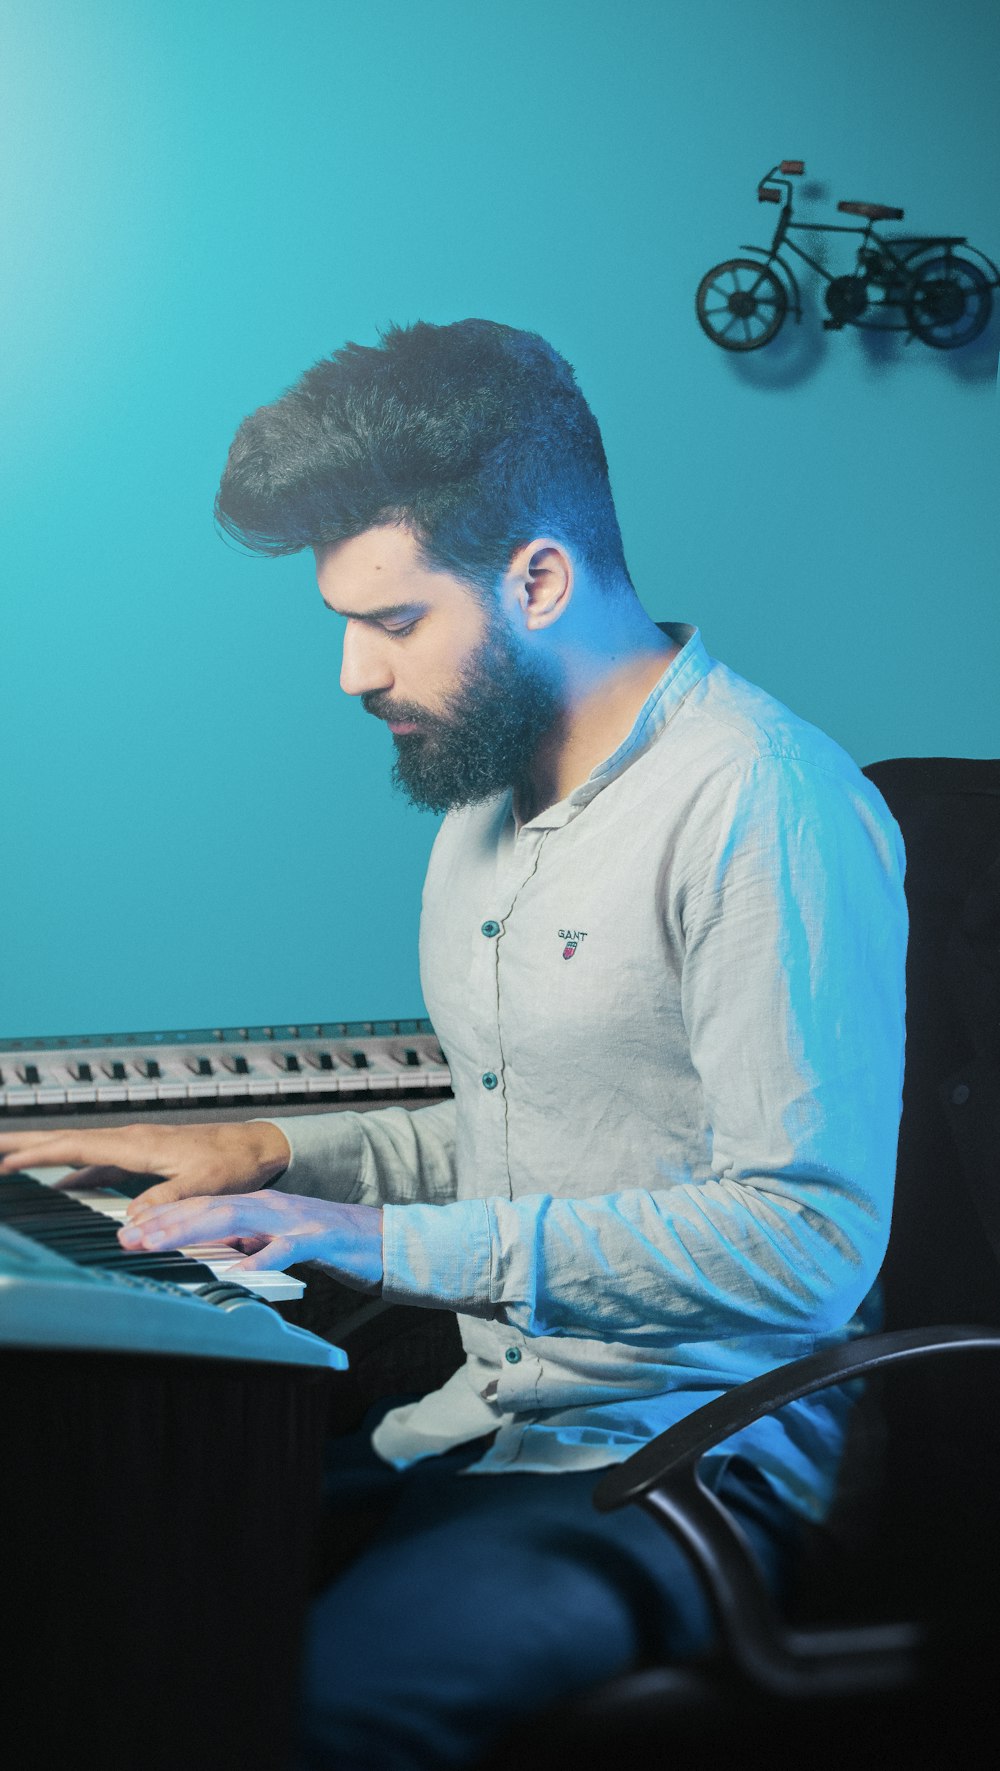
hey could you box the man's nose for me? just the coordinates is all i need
[339,622,393,698]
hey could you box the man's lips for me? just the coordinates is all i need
[387,720,423,735]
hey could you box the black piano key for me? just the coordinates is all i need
[0,1176,217,1283]
[351,1051,369,1070]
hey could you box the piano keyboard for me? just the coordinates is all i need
[6,1166,305,1301]
[0,1226,346,1368]
[0,1018,450,1119]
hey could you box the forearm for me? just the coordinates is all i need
[260,1097,457,1206]
[379,1166,888,1341]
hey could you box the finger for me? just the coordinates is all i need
[228,1235,295,1272]
[124,1176,201,1213]
[0,1132,86,1172]
[120,1193,257,1247]
[0,1131,75,1153]
[0,1131,153,1175]
[119,1198,233,1249]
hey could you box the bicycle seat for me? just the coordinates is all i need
[838,201,905,222]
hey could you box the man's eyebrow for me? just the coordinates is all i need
[323,601,427,623]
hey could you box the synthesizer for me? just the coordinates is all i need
[0,1207,347,1367]
[2,1163,308,1299]
[0,1016,451,1125]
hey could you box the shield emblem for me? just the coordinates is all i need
[562,941,578,960]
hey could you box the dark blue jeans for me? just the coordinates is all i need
[295,1405,800,1770]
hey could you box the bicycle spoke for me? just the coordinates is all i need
[697,260,786,351]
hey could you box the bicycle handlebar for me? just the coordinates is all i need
[756,161,804,207]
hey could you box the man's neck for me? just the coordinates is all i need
[514,622,679,826]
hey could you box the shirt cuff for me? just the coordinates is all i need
[251,1113,367,1202]
[381,1198,494,1313]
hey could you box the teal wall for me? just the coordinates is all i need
[2,0,997,1038]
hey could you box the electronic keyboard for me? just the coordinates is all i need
[0,1169,347,1367]
[0,1018,450,1122]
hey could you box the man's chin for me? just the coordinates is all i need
[390,756,510,815]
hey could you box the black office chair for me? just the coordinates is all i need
[481,757,1000,1768]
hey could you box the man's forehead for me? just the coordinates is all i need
[315,527,467,618]
[315,528,416,613]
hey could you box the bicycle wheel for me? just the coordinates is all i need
[696,259,788,351]
[905,251,992,349]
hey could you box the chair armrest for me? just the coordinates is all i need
[592,1325,1000,1697]
[594,1324,1000,1509]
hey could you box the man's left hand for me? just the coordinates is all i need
[118,1191,384,1291]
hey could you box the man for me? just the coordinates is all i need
[0,320,908,1768]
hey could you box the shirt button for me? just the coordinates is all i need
[481,919,501,938]
[504,1346,522,1364]
[482,1071,498,1091]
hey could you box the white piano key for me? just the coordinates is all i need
[306,1073,342,1093]
[21,1170,305,1302]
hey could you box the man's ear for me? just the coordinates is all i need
[507,540,574,631]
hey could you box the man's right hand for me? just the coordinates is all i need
[0,1120,291,1216]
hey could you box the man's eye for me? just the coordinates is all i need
[382,620,418,638]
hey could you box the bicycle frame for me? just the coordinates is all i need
[738,163,997,332]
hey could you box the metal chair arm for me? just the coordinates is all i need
[591,1326,1000,1696]
[593,1324,1000,1510]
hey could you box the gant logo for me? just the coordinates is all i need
[558,928,588,960]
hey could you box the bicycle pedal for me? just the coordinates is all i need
[822,318,845,331]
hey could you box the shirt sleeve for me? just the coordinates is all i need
[381,757,908,1343]
[258,1097,457,1207]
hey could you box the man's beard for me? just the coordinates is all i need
[363,613,562,814]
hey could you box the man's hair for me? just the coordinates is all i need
[215,318,632,596]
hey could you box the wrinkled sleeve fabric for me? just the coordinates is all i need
[260,1097,457,1207]
[381,757,908,1343]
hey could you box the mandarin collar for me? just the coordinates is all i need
[512,623,710,834]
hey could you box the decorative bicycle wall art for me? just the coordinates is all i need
[696,160,1000,352]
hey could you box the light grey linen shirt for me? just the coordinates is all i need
[267,624,908,1519]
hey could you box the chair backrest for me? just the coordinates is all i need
[858,758,1000,1619]
[862,757,1000,1332]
